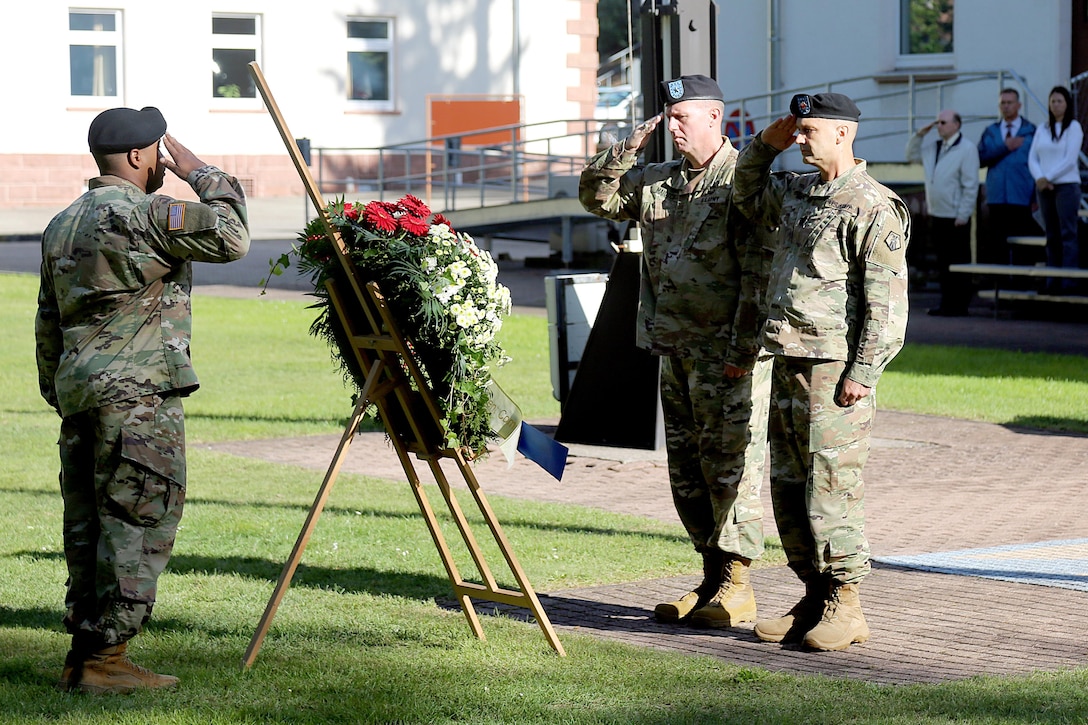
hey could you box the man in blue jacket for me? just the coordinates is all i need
[977,88,1038,266]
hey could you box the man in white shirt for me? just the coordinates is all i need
[906,109,980,316]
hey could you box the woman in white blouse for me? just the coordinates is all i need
[1027,85,1084,292]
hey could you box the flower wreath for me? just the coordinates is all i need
[265,194,512,457]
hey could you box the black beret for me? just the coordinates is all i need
[660,75,723,106]
[790,93,861,122]
[88,107,167,154]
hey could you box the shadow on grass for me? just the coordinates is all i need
[185,409,385,432]
[0,604,60,631]
[183,495,692,545]
[5,548,454,601]
[0,486,688,544]
[1003,416,1088,436]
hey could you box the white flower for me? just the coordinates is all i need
[429,223,455,240]
[433,278,464,303]
[447,260,471,281]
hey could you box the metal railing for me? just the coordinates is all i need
[306,69,1086,213]
[310,119,623,212]
[729,69,1041,150]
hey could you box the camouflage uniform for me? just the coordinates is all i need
[733,135,910,584]
[35,167,249,648]
[579,138,775,560]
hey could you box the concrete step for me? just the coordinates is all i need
[978,289,1088,304]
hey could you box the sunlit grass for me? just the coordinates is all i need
[4,271,1088,723]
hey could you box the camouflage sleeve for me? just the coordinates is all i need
[147,165,250,263]
[846,198,911,388]
[733,134,788,227]
[724,209,776,369]
[34,259,62,415]
[578,142,646,221]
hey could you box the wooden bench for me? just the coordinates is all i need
[1007,236,1046,248]
[947,263,1088,317]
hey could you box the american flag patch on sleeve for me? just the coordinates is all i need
[167,203,186,231]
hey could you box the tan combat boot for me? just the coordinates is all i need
[654,550,724,623]
[57,643,179,694]
[688,556,757,629]
[802,581,870,651]
[753,577,826,643]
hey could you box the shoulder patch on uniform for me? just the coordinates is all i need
[884,231,902,252]
[167,203,186,231]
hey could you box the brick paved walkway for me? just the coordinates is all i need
[202,409,1088,685]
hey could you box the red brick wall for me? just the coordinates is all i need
[567,0,600,137]
[0,153,307,208]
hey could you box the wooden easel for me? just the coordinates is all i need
[241,62,565,668]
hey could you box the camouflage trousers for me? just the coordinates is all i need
[660,354,772,560]
[57,393,186,648]
[768,358,873,585]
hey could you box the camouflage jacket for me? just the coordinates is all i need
[733,135,910,388]
[35,166,250,417]
[578,138,774,368]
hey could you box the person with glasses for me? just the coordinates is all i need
[906,109,980,316]
[579,75,776,630]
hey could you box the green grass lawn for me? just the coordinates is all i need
[4,271,1088,723]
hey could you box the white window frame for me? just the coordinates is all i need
[346,17,395,112]
[896,0,954,68]
[211,13,263,110]
[68,8,124,105]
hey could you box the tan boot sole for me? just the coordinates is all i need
[654,589,709,623]
[753,620,789,643]
[688,602,757,629]
[803,627,871,651]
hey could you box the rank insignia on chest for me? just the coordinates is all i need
[884,231,902,251]
[167,203,186,231]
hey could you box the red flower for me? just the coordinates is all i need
[432,213,455,230]
[363,201,398,234]
[343,202,360,221]
[397,194,430,219]
[398,214,430,236]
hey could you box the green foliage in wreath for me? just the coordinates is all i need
[265,195,512,457]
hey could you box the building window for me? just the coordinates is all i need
[347,18,393,110]
[212,14,261,100]
[900,0,954,55]
[69,9,123,99]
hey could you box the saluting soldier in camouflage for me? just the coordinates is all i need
[35,106,250,693]
[580,75,776,629]
[733,93,910,651]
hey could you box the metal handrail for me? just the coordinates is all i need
[730,69,1039,148]
[311,119,621,211]
[306,69,1085,212]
